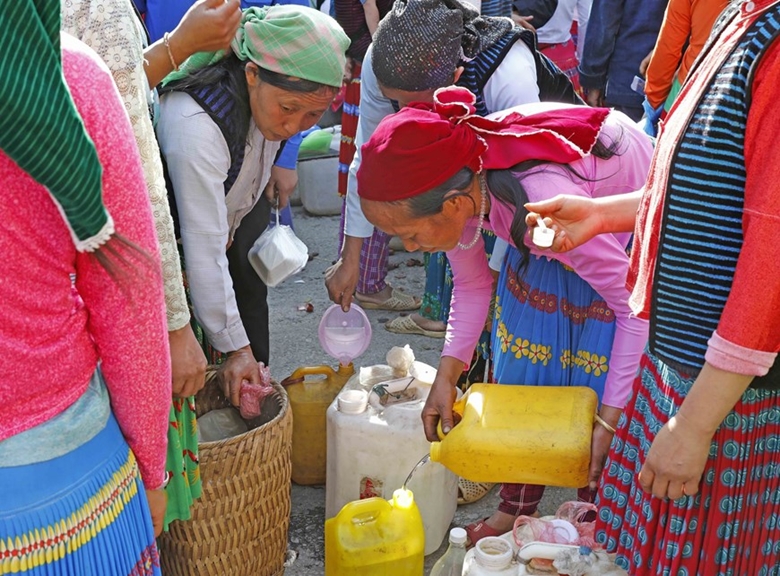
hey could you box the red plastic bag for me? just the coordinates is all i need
[239,363,274,419]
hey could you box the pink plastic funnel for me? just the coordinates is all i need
[318,304,372,365]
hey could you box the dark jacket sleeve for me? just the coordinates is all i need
[511,0,558,28]
[578,0,626,90]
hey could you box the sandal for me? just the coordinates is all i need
[464,517,506,548]
[355,288,421,311]
[385,315,446,338]
[458,478,495,505]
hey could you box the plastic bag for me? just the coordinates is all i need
[248,209,308,287]
[239,380,275,419]
[197,407,248,442]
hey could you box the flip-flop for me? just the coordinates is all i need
[458,479,495,505]
[464,517,506,549]
[355,288,421,311]
[385,315,446,338]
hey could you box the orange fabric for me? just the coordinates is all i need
[717,41,780,354]
[645,0,729,108]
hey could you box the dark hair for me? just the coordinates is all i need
[91,234,160,303]
[168,54,339,142]
[401,131,625,271]
[254,66,340,96]
[169,53,253,144]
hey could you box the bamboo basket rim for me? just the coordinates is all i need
[196,367,289,449]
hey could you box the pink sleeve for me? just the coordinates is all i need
[519,142,650,409]
[713,41,780,372]
[560,233,649,408]
[442,222,495,364]
[66,47,171,489]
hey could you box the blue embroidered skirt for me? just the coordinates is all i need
[0,413,160,575]
[492,248,617,401]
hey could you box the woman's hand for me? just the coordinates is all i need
[525,195,604,252]
[639,50,654,78]
[511,12,535,31]
[421,356,464,442]
[638,412,712,500]
[219,345,261,405]
[264,165,298,208]
[170,0,241,58]
[588,406,621,490]
[145,488,168,537]
[168,324,208,398]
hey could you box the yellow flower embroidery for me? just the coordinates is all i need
[560,349,572,369]
[511,337,530,359]
[528,343,552,365]
[497,322,513,353]
[591,355,609,377]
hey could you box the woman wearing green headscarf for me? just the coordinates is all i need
[156,6,349,400]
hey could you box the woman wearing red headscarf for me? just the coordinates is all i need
[357,85,652,544]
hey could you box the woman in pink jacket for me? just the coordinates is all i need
[0,34,171,575]
[356,85,651,545]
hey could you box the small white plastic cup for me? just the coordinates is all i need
[532,218,555,248]
[337,389,369,414]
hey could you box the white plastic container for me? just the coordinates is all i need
[296,126,342,216]
[463,537,517,576]
[461,529,586,576]
[325,365,459,556]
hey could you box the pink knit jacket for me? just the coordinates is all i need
[0,36,171,489]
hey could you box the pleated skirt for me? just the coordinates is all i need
[597,349,780,575]
[0,413,160,575]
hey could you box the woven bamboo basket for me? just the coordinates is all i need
[158,370,292,576]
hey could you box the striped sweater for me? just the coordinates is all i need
[629,0,780,381]
[0,0,107,245]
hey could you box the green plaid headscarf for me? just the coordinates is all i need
[164,6,349,88]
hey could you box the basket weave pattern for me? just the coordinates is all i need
[158,371,292,576]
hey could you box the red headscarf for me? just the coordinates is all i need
[357,86,611,202]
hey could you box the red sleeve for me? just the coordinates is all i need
[716,41,780,357]
[65,44,171,489]
[645,0,692,109]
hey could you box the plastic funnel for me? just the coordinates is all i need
[318,304,372,365]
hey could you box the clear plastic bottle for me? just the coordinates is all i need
[430,527,468,576]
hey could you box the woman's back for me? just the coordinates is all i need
[0,34,170,484]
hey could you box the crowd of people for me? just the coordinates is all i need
[1,0,778,574]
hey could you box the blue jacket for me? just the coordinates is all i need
[579,0,668,108]
[133,0,308,43]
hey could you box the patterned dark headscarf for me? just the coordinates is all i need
[371,0,513,91]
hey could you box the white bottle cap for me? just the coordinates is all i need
[475,536,513,570]
[337,389,368,414]
[532,226,555,248]
[449,527,467,545]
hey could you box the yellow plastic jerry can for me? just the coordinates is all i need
[430,384,598,488]
[325,488,425,576]
[282,363,354,485]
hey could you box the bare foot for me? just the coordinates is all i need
[408,313,446,332]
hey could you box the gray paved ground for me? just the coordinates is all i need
[267,207,574,575]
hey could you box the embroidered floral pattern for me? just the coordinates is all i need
[512,337,530,359]
[560,349,573,369]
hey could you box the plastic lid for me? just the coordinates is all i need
[475,537,513,570]
[449,527,467,545]
[532,226,555,248]
[318,304,372,365]
[337,389,368,414]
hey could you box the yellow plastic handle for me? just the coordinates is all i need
[288,365,337,380]
[342,497,390,525]
[436,391,469,440]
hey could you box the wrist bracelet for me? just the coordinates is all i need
[163,32,179,71]
[594,413,617,434]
